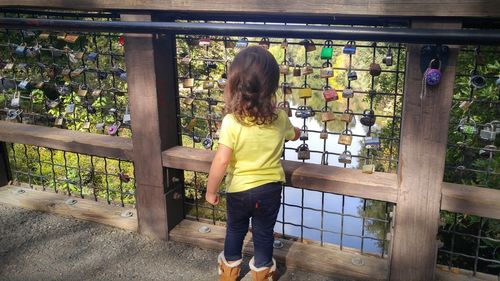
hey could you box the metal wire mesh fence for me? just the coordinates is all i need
[0,9,136,206]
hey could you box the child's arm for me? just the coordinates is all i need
[206,143,233,205]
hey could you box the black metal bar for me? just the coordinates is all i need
[1,17,500,45]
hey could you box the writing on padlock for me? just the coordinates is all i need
[183,77,195,88]
[321,40,334,60]
[424,58,442,86]
[364,136,380,150]
[457,117,477,135]
[320,62,333,78]
[54,115,64,127]
[338,129,353,146]
[296,144,310,160]
[338,150,352,164]
[322,85,338,102]
[343,41,356,55]
[321,151,329,165]
[295,105,315,119]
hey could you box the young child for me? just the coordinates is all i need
[205,46,300,281]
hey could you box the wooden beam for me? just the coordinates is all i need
[435,265,498,281]
[0,184,138,231]
[162,146,399,203]
[0,142,10,186]
[170,219,388,281]
[0,121,133,160]
[389,21,461,281]
[2,1,500,18]
[441,183,500,220]
[122,14,183,240]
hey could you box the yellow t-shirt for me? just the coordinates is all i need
[218,109,295,193]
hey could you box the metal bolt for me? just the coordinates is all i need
[273,240,284,249]
[198,226,211,233]
[13,188,25,195]
[65,198,78,206]
[121,210,134,218]
[351,257,364,266]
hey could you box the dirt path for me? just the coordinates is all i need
[0,203,345,281]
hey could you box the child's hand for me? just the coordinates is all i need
[291,127,301,141]
[206,191,220,205]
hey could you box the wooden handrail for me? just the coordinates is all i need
[0,121,134,160]
[441,182,500,220]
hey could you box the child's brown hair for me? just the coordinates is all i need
[224,46,280,125]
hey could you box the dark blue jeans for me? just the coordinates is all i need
[224,182,282,268]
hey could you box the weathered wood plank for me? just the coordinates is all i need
[162,146,399,203]
[441,183,500,220]
[2,0,500,18]
[170,219,388,281]
[435,265,498,281]
[389,21,461,281]
[0,142,10,186]
[0,184,138,231]
[0,121,133,160]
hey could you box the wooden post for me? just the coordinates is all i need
[121,13,184,240]
[0,142,10,186]
[389,21,461,281]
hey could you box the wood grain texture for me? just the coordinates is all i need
[389,21,461,281]
[162,146,399,203]
[2,0,500,18]
[0,121,133,160]
[0,142,10,186]
[0,184,138,231]
[441,183,500,220]
[170,219,388,281]
[435,265,498,281]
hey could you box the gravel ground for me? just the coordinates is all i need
[0,203,343,281]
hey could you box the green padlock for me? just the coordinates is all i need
[321,40,334,60]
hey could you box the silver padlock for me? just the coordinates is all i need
[321,151,329,165]
[123,105,131,124]
[65,103,75,114]
[300,125,309,141]
[202,134,213,149]
[10,91,20,108]
[296,144,310,160]
[338,150,352,164]
[5,109,22,122]
[382,46,393,66]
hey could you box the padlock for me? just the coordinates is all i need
[107,122,121,136]
[87,52,98,62]
[18,79,30,90]
[320,62,333,78]
[70,67,85,78]
[91,89,102,97]
[364,136,381,149]
[54,115,64,127]
[183,95,195,105]
[39,32,50,40]
[259,37,271,49]
[198,37,211,48]
[180,55,192,65]
[119,72,127,81]
[278,101,292,117]
[459,100,473,111]
[207,98,218,106]
[302,63,314,76]
[360,109,376,126]
[56,33,67,40]
[338,129,353,146]
[369,63,382,76]
[64,34,79,43]
[183,77,195,88]
[281,82,292,95]
[321,40,334,60]
[479,145,497,157]
[342,87,354,99]
[322,85,338,102]
[362,163,375,174]
[296,144,310,160]
[206,60,217,70]
[293,65,301,77]
[301,39,316,52]
[3,62,14,71]
[26,46,40,58]
[382,47,393,66]
[203,77,214,89]
[46,98,60,109]
[15,44,26,56]
[217,73,227,88]
[424,59,442,86]
[480,123,497,141]
[320,129,329,139]
[321,151,329,165]
[118,172,131,183]
[95,122,105,130]
[119,35,125,46]
[457,118,477,135]
[300,126,309,141]
[82,121,91,129]
[224,37,235,49]
[77,86,88,97]
[202,134,213,149]
[5,109,22,122]
[338,150,352,164]
[35,81,45,89]
[281,39,288,49]
[340,109,354,123]
[11,91,20,108]
[68,53,79,64]
[469,70,486,89]
[235,37,249,49]
[295,105,315,118]
[279,62,290,75]
[16,63,27,71]
[343,41,356,55]
[298,85,312,99]
[123,105,131,124]
[65,103,75,114]
[321,107,335,122]
[61,67,71,78]
[348,71,357,81]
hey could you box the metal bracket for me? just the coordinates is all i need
[420,45,450,74]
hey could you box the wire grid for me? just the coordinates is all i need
[6,142,136,207]
[0,10,131,137]
[174,19,404,256]
[438,211,500,277]
[0,9,136,206]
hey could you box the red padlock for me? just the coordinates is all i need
[322,85,338,102]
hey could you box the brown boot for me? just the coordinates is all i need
[217,252,242,281]
[249,257,277,281]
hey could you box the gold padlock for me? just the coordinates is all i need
[321,107,335,122]
[302,63,314,76]
[338,129,353,146]
[340,109,354,123]
[320,62,334,78]
[362,164,375,174]
[298,85,312,99]
[183,77,195,88]
[77,87,88,97]
[183,95,195,105]
[92,89,102,97]
[320,129,329,139]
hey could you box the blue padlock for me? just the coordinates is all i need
[343,41,356,55]
[119,72,127,81]
[18,79,30,90]
[15,44,26,56]
[87,52,98,62]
